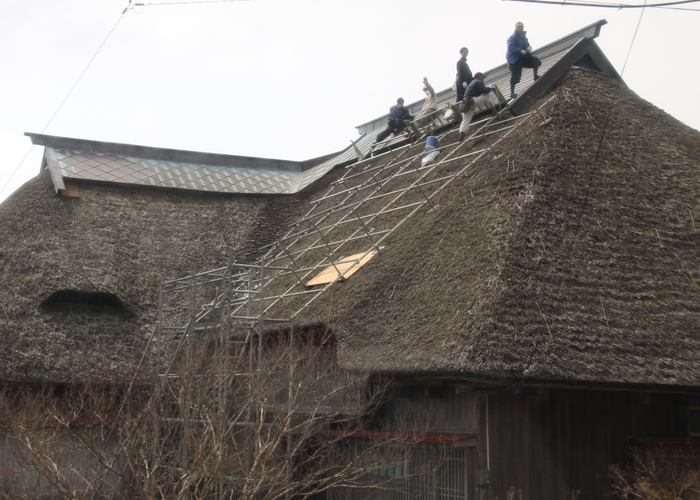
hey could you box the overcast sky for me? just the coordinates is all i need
[1,0,698,202]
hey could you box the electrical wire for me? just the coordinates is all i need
[41,15,125,136]
[1,0,251,200]
[619,0,649,72]
[0,11,126,199]
[134,0,249,6]
[503,0,699,8]
[567,0,648,255]
[520,1,651,382]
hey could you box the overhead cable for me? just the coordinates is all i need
[0,11,126,200]
[567,0,648,256]
[503,0,699,8]
[41,15,125,135]
[133,0,249,6]
[522,0,653,381]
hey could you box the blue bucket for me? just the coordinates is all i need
[425,136,439,149]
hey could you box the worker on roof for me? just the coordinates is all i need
[458,72,495,142]
[455,47,473,103]
[414,77,438,125]
[374,97,414,144]
[506,22,541,100]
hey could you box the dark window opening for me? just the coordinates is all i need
[690,408,700,436]
[53,384,66,398]
[41,290,127,314]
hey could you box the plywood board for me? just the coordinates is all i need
[306,250,377,287]
[62,182,80,198]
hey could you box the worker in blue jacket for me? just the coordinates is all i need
[506,22,541,100]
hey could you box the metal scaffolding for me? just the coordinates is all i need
[125,99,552,498]
[149,99,557,390]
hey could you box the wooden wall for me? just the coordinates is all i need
[385,385,478,433]
[479,387,693,500]
[380,385,696,499]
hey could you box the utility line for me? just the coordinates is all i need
[1,0,251,200]
[522,1,650,380]
[41,15,125,136]
[620,0,649,73]
[503,0,699,7]
[134,0,249,6]
[567,0,648,256]
[0,11,126,199]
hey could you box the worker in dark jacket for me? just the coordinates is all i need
[375,98,414,143]
[458,72,494,141]
[455,47,473,103]
[506,22,541,99]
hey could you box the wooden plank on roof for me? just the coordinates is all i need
[306,250,377,287]
[61,182,80,198]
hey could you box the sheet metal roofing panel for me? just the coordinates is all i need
[359,45,572,137]
[30,134,356,196]
[356,19,608,136]
[48,146,358,196]
[293,125,417,189]
[483,44,571,107]
[289,136,374,191]
[52,149,298,195]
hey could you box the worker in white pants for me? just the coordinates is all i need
[458,72,495,141]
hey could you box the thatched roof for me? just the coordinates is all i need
[0,171,306,383]
[1,23,697,392]
[298,69,700,389]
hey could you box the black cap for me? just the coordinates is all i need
[397,97,404,104]
[474,72,485,79]
[459,47,468,55]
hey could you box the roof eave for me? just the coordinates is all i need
[364,370,700,395]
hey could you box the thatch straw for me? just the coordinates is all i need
[1,68,698,390]
[0,172,309,383]
[295,69,700,389]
